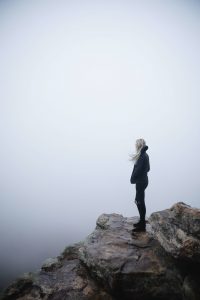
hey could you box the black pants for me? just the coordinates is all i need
[135,177,148,225]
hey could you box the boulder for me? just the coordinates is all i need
[1,242,112,300]
[149,202,200,263]
[78,213,184,300]
[2,203,200,300]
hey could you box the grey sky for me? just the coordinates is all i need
[0,0,200,290]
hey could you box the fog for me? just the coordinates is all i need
[0,0,200,291]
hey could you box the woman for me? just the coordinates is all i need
[129,138,150,232]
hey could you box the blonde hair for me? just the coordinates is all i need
[129,138,146,163]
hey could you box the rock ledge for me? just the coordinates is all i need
[2,202,200,300]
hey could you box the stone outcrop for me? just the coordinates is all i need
[1,243,112,300]
[149,202,200,263]
[79,213,184,300]
[1,202,200,300]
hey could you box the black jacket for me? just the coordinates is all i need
[130,145,150,184]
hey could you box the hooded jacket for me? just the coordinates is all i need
[130,145,150,184]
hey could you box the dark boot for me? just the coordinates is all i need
[132,226,146,232]
[133,220,142,227]
[134,219,147,227]
[132,220,146,232]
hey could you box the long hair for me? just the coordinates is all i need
[129,138,146,163]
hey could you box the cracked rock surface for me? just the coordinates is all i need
[79,213,184,300]
[1,243,112,300]
[2,203,200,300]
[149,202,200,263]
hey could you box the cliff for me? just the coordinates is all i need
[1,202,200,300]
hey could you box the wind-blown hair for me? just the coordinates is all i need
[129,138,146,163]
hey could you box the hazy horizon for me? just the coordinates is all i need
[1,0,200,291]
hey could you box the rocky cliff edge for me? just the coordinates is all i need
[1,202,200,300]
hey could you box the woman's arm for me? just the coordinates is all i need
[130,156,144,183]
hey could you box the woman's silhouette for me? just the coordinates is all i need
[130,138,150,232]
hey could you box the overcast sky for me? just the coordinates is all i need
[0,0,200,290]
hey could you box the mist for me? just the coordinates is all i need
[0,0,200,291]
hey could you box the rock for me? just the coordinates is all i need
[182,273,200,300]
[2,203,200,300]
[79,213,184,300]
[41,257,62,272]
[149,202,200,263]
[1,242,113,300]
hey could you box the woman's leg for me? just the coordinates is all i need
[135,178,148,226]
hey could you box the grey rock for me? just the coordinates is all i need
[1,243,113,300]
[149,202,200,262]
[41,257,62,272]
[79,213,184,300]
[2,203,200,300]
